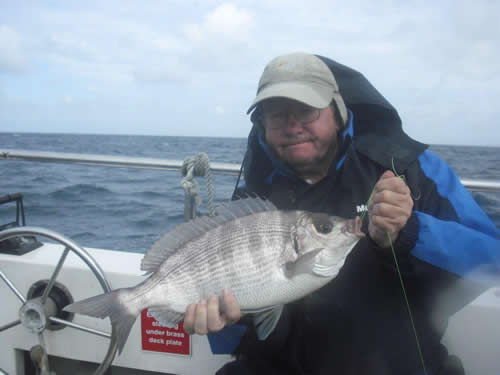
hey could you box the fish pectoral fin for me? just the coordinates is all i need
[285,248,324,277]
[147,307,184,328]
[252,305,284,340]
[278,246,298,266]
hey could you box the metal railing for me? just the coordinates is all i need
[1,149,500,193]
[0,149,239,175]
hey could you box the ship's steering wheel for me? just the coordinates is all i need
[0,227,118,375]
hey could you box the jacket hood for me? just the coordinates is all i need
[240,55,428,192]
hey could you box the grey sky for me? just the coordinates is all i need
[1,0,499,145]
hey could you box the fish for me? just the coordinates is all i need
[64,197,361,354]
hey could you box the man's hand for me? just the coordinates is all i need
[183,289,242,335]
[367,170,413,248]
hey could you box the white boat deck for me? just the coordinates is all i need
[0,243,231,375]
[2,241,500,374]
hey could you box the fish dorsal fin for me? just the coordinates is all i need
[141,215,224,273]
[215,196,276,219]
[141,197,277,273]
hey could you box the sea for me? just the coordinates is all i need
[0,132,499,253]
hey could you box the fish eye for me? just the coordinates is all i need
[315,222,333,234]
[311,213,334,234]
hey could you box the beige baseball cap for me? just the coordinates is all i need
[247,52,348,125]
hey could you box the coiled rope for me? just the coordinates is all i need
[181,152,216,218]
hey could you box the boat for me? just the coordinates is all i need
[0,149,499,375]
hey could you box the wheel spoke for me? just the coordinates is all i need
[41,246,70,304]
[0,319,21,332]
[49,316,111,338]
[0,269,26,304]
[38,331,46,350]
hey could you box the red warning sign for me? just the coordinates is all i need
[141,309,191,355]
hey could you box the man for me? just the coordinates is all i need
[184,53,500,374]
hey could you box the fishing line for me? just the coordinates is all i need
[388,159,427,374]
[361,162,428,375]
[387,233,428,375]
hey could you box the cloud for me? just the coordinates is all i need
[205,3,254,39]
[180,3,259,76]
[34,8,189,85]
[133,61,190,84]
[184,3,254,43]
[0,25,27,73]
[1,1,499,144]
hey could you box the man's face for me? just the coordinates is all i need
[261,98,340,179]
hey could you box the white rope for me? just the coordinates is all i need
[181,153,216,217]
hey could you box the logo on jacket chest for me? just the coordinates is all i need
[356,204,368,214]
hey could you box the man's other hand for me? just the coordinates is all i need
[183,289,242,335]
[367,170,413,248]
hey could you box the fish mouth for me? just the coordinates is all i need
[342,217,366,238]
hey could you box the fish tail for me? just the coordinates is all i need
[64,288,140,354]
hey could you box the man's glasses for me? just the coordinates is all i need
[260,104,321,130]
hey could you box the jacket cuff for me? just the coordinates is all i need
[367,213,419,271]
[393,212,419,255]
[366,213,418,252]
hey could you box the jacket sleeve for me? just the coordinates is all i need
[397,150,500,285]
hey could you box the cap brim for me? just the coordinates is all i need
[247,81,334,114]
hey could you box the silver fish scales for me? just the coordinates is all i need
[65,197,360,353]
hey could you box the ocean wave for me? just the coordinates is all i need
[71,231,97,240]
[2,133,498,251]
[49,184,114,199]
[133,191,168,199]
[31,175,69,185]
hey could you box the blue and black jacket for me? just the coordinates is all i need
[212,56,500,375]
